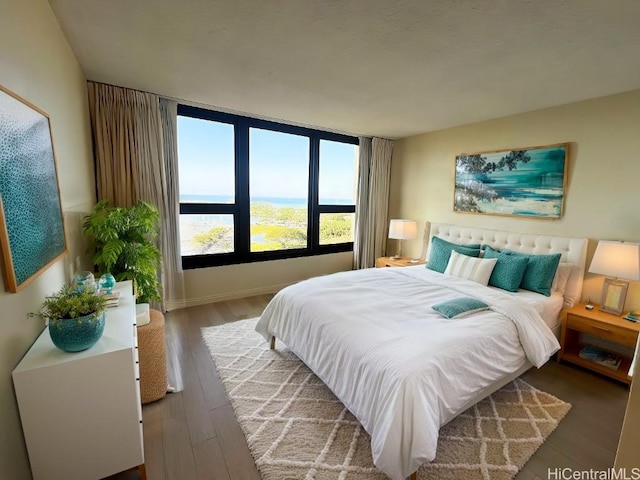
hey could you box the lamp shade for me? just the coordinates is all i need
[588,240,640,281]
[388,219,417,240]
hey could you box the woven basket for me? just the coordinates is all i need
[137,309,168,404]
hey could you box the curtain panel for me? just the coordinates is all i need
[87,82,184,310]
[88,83,145,206]
[353,137,394,269]
[159,99,185,309]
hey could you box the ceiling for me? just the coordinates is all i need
[49,0,640,139]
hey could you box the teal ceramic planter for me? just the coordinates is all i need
[48,312,106,352]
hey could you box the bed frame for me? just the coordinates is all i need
[272,222,588,480]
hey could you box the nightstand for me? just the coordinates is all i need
[375,256,426,268]
[558,302,640,384]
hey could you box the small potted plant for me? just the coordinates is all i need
[32,284,108,352]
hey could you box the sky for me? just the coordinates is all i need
[177,116,358,202]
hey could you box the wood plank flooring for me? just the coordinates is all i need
[107,295,629,480]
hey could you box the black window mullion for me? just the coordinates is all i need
[317,204,356,214]
[308,136,320,251]
[180,203,237,215]
[235,121,250,256]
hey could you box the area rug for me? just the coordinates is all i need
[201,318,571,480]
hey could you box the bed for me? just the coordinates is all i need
[255,222,588,480]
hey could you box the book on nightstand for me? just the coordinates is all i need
[578,345,622,370]
[98,291,120,308]
[623,312,639,323]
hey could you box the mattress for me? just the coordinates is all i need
[500,288,564,331]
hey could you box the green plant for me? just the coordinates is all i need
[82,200,161,304]
[31,284,107,321]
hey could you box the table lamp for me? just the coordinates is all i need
[388,219,417,259]
[588,240,640,316]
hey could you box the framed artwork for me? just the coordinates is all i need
[454,143,569,218]
[599,278,628,316]
[0,85,67,292]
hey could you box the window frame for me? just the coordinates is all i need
[178,104,358,270]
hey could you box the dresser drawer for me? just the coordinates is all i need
[567,314,638,347]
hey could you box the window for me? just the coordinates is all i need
[318,139,358,245]
[177,105,358,269]
[178,117,235,257]
[249,128,309,253]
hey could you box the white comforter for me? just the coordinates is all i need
[255,266,560,480]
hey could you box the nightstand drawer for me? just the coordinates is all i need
[567,314,638,347]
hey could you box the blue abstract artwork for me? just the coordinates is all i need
[0,86,67,292]
[454,144,568,218]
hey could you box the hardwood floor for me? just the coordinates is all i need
[108,295,629,480]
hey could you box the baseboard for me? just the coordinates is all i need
[165,282,293,311]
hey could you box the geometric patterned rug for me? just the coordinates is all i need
[201,318,571,480]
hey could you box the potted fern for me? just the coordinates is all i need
[82,200,161,304]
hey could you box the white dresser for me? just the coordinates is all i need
[12,281,145,480]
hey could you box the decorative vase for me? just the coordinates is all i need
[98,273,116,294]
[48,312,106,352]
[73,271,96,293]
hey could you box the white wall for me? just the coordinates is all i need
[0,0,94,477]
[179,252,353,308]
[389,89,640,313]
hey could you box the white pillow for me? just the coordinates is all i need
[551,263,575,294]
[444,250,498,286]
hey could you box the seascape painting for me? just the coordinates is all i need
[0,85,67,292]
[454,144,568,218]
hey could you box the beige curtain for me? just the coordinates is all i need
[353,137,394,269]
[88,83,144,206]
[87,82,182,310]
[159,99,185,309]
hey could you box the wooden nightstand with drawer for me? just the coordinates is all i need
[558,303,640,384]
[375,257,426,268]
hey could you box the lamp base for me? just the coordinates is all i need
[392,240,403,260]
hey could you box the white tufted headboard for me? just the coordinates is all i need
[422,222,588,308]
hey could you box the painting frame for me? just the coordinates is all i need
[599,278,628,316]
[0,84,67,293]
[454,142,569,219]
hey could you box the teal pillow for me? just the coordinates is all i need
[432,297,489,319]
[482,245,529,292]
[427,236,481,273]
[502,249,562,296]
